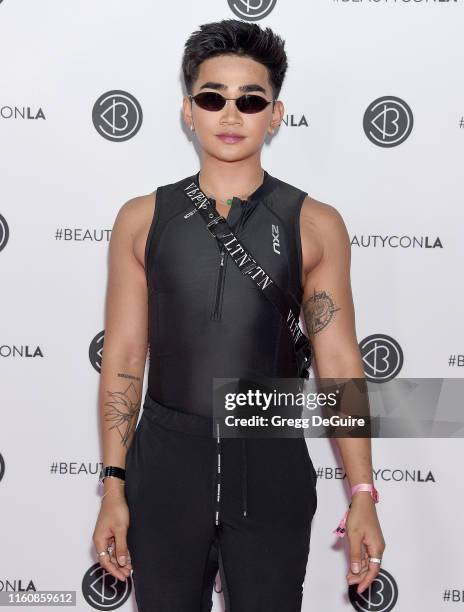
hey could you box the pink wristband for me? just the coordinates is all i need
[334,483,379,538]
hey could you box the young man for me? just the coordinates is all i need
[93,18,385,612]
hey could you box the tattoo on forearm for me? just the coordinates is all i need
[302,289,340,335]
[117,372,141,381]
[104,382,141,447]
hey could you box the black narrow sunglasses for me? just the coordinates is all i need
[189,91,275,114]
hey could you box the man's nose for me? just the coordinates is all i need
[221,98,242,122]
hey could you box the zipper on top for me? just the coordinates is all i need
[211,246,226,321]
[210,199,247,321]
[236,200,248,234]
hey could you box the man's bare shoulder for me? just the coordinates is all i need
[110,191,157,268]
[114,190,157,233]
[301,195,350,246]
[301,194,346,232]
[300,195,350,273]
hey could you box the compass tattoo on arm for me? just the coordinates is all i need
[302,289,340,336]
[103,379,141,447]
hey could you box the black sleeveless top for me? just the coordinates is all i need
[144,169,308,416]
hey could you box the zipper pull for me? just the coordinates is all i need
[220,249,225,266]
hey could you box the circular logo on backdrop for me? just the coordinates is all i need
[359,334,403,382]
[0,453,5,482]
[92,90,143,142]
[89,331,105,373]
[227,0,277,21]
[82,563,132,610]
[348,568,398,611]
[0,214,10,252]
[363,96,413,147]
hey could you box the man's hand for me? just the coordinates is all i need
[93,486,133,582]
[345,493,386,594]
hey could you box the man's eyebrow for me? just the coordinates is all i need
[198,81,267,95]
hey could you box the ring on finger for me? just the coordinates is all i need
[368,557,382,564]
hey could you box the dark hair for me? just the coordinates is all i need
[182,19,288,100]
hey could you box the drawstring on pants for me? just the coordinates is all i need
[241,438,248,518]
[215,424,248,522]
[215,423,222,526]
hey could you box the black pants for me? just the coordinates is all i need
[125,391,318,612]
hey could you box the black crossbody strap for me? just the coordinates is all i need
[181,179,313,379]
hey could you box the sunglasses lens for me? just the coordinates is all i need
[236,95,270,114]
[192,92,225,111]
[191,92,271,114]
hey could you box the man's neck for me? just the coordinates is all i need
[198,157,264,203]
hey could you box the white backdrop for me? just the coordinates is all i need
[1,1,463,611]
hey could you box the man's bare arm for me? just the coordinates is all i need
[300,197,373,487]
[300,197,386,592]
[99,194,154,495]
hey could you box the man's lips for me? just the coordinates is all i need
[216,134,245,143]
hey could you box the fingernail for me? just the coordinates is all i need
[118,555,126,565]
[351,562,360,573]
